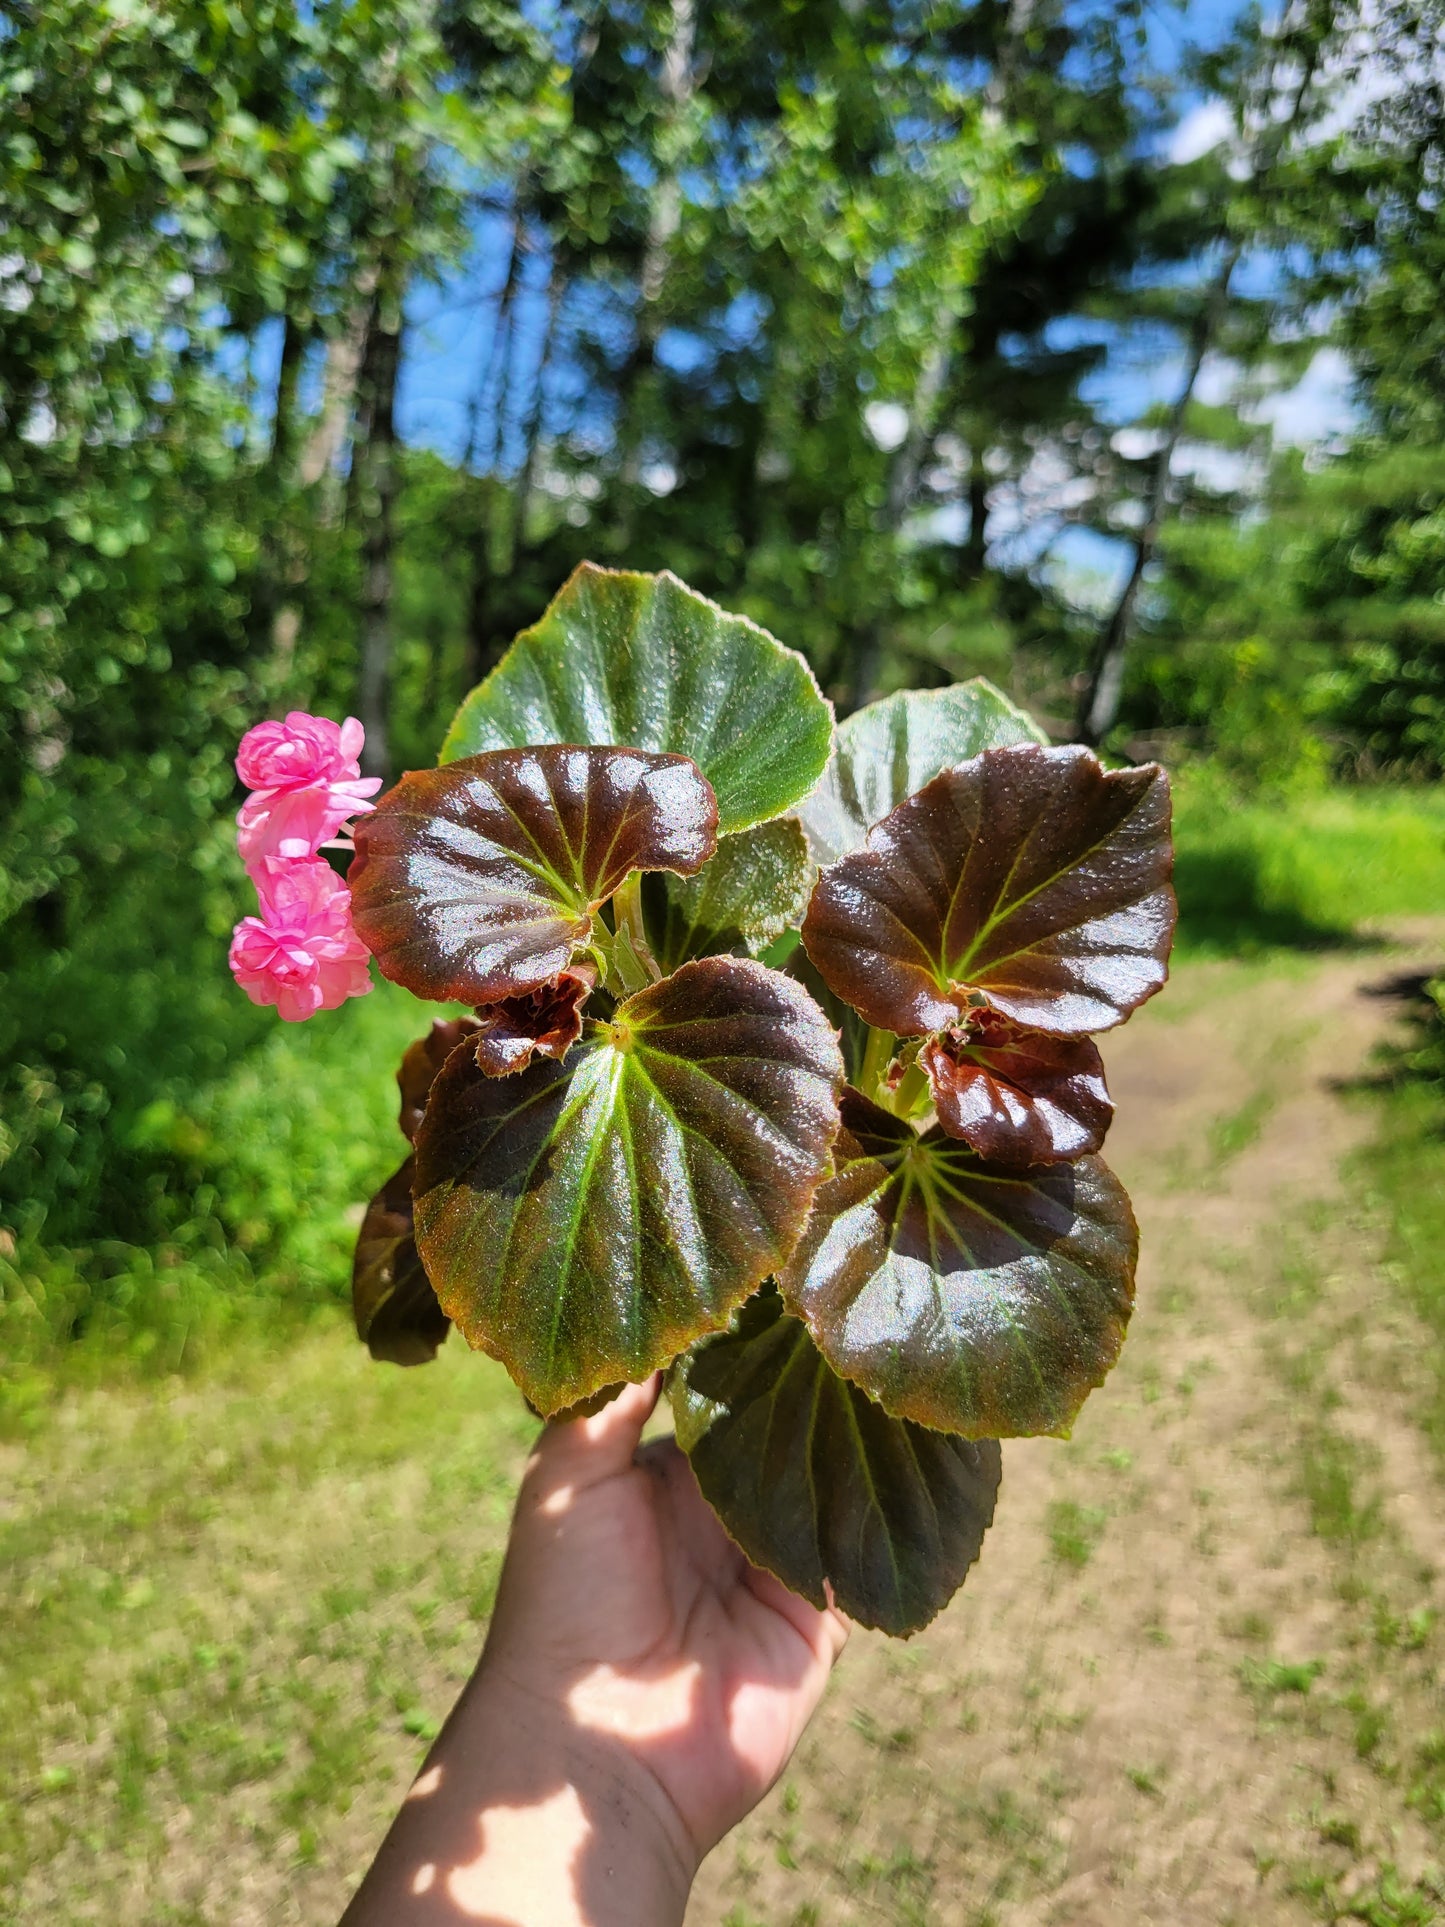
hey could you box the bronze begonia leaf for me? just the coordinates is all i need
[397,1017,482,1142]
[349,745,717,1005]
[412,956,844,1416]
[801,744,1174,1037]
[779,1089,1138,1439]
[671,1287,1001,1636]
[352,1156,450,1367]
[473,967,596,1077]
[918,1010,1112,1166]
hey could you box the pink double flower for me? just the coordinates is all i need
[228,712,380,1022]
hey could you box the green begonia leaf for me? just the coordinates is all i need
[642,818,814,974]
[802,744,1175,1037]
[671,1288,1002,1636]
[440,565,834,836]
[800,680,1047,866]
[412,956,844,1416]
[779,1089,1138,1439]
[350,744,716,1005]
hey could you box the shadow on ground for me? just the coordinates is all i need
[1173,843,1366,956]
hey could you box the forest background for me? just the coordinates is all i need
[1,0,1443,1365]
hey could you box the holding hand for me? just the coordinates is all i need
[342,1376,849,1926]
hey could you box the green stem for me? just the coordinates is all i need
[608,872,662,991]
[857,1025,897,1106]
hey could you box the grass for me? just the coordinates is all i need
[5,776,1445,1921]
[1171,773,1445,957]
[0,1330,534,1920]
[1358,1073,1445,1465]
[1044,1499,1107,1568]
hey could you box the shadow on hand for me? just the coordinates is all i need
[338,1425,839,1927]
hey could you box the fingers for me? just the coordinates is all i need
[527,1373,662,1497]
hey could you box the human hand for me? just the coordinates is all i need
[341,1375,848,1927]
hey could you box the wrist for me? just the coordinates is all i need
[410,1660,698,1927]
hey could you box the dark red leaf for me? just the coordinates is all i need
[350,745,718,1004]
[801,744,1174,1037]
[397,1017,482,1142]
[779,1088,1138,1439]
[412,955,843,1416]
[918,1010,1112,1165]
[672,1287,1001,1636]
[352,1156,450,1367]
[473,966,596,1077]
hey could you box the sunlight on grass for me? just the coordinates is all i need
[1172,775,1445,957]
[0,1325,533,1917]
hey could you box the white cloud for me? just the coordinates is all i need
[1167,97,1233,164]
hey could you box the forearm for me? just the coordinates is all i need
[338,1665,697,1927]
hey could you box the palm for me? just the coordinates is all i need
[483,1381,848,1858]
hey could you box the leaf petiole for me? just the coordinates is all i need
[857,1023,898,1106]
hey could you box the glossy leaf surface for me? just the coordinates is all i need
[474,968,595,1077]
[440,565,834,836]
[643,818,813,973]
[919,1011,1112,1166]
[413,957,844,1415]
[350,744,716,1005]
[352,1156,450,1366]
[780,1089,1137,1439]
[802,744,1174,1036]
[672,1288,1001,1635]
[801,680,1047,866]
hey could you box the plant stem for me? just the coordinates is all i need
[610,874,662,988]
[858,1025,897,1106]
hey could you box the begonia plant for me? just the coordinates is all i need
[228,565,1175,1635]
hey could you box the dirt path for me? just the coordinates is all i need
[688,932,1445,1927]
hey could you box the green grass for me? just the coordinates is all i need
[0,979,458,1379]
[1044,1499,1107,1567]
[0,1325,534,1918]
[1172,774,1445,957]
[1355,981,1445,1465]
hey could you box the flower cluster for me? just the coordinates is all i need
[227,712,379,1022]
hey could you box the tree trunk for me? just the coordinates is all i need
[614,0,696,515]
[1075,248,1237,745]
[841,328,952,714]
[1075,14,1336,744]
[963,441,989,581]
[354,292,402,780]
[269,313,305,481]
[303,269,379,498]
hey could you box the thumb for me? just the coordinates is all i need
[526,1373,662,1497]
